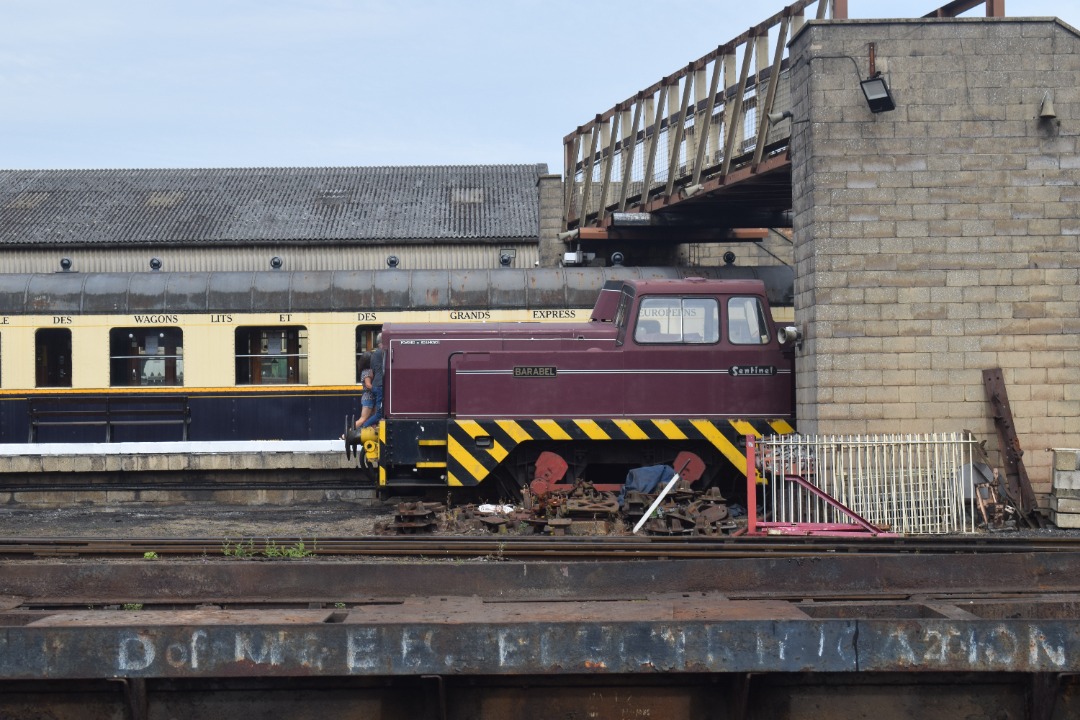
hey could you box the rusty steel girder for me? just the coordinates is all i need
[2,553,1080,681]
[1,596,1080,679]
[6,553,1080,603]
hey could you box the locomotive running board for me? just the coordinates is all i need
[444,417,794,487]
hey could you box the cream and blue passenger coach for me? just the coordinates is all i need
[0,266,792,444]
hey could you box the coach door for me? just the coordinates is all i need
[35,328,72,388]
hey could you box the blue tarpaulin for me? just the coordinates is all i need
[619,464,675,506]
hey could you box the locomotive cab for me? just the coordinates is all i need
[374,277,795,499]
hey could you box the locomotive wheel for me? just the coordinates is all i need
[487,441,732,495]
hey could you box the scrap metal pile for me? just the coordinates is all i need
[377,478,741,537]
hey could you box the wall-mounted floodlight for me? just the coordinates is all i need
[682,183,704,198]
[767,110,793,125]
[860,75,895,113]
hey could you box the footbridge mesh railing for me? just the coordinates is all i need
[756,432,982,534]
[562,0,846,230]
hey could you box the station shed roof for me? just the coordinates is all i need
[0,164,547,248]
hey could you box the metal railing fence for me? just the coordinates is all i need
[757,432,981,534]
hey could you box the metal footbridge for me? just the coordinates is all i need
[560,0,1005,249]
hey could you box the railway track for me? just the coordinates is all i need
[4,534,1080,559]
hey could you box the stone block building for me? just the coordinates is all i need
[790,17,1080,496]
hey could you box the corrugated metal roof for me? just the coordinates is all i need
[0,165,547,247]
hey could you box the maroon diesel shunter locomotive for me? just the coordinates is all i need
[359,277,797,496]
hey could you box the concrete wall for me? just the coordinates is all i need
[790,18,1080,497]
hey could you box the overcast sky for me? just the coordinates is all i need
[1,1,1076,175]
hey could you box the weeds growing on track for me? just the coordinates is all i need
[222,537,316,559]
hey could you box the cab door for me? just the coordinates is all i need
[622,295,722,417]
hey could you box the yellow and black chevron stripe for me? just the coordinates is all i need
[445,417,794,487]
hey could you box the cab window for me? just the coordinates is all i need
[110,327,184,386]
[635,297,719,344]
[727,297,771,345]
[235,326,308,385]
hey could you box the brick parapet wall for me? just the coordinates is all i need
[791,18,1080,498]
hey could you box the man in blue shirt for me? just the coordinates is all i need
[360,333,384,429]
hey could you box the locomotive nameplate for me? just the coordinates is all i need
[730,365,777,376]
[513,366,557,377]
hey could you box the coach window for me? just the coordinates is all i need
[727,297,771,345]
[634,297,719,345]
[355,325,381,382]
[35,328,72,387]
[235,326,308,385]
[109,327,184,386]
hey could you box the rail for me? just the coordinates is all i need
[29,396,190,443]
[6,534,1080,560]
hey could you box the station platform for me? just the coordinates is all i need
[0,441,375,507]
[0,440,348,468]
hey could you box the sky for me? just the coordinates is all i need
[1,1,1077,175]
